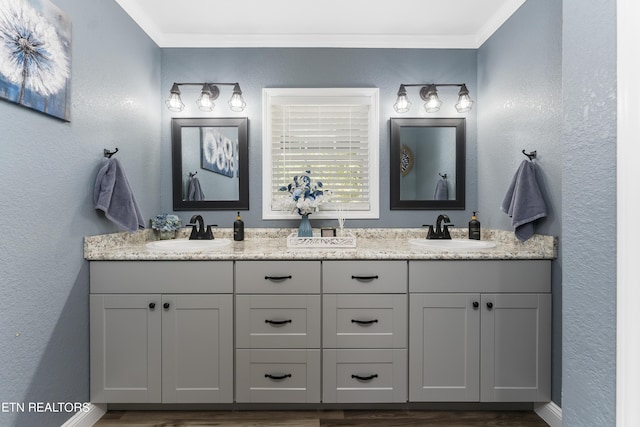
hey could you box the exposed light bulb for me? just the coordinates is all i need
[165,93,185,112]
[424,94,442,113]
[165,83,185,112]
[455,84,473,113]
[393,84,411,113]
[228,84,246,112]
[196,83,215,112]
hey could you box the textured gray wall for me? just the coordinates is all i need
[0,1,161,425]
[562,0,617,425]
[477,0,563,405]
[160,48,478,229]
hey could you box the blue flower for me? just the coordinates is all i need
[278,170,331,216]
[151,213,182,232]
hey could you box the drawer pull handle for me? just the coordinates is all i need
[472,301,479,308]
[351,275,379,281]
[265,373,292,380]
[265,319,292,325]
[486,302,494,310]
[351,374,378,381]
[351,319,378,325]
[163,302,170,309]
[265,275,293,281]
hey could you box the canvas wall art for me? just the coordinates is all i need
[201,127,238,178]
[0,0,71,121]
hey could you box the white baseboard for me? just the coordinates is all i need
[535,402,562,427]
[60,403,106,427]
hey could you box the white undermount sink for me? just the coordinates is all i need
[145,238,231,252]
[408,238,496,250]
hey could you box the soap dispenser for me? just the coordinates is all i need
[233,212,244,241]
[469,211,481,240]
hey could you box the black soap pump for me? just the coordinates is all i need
[233,212,244,241]
[469,211,481,240]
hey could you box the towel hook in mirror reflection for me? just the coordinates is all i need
[439,173,447,179]
[104,148,119,158]
[522,149,537,160]
[189,171,198,178]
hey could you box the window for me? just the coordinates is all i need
[262,88,379,219]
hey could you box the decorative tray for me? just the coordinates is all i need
[286,232,357,248]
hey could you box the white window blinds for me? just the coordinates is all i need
[262,88,380,220]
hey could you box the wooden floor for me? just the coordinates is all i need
[95,410,550,426]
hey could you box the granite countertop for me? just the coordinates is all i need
[84,228,557,261]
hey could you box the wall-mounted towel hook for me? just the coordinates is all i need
[522,149,537,160]
[189,171,198,178]
[439,173,448,179]
[104,148,119,158]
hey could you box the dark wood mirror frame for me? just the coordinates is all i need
[390,117,466,210]
[172,117,249,210]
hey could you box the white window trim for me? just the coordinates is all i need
[262,87,380,220]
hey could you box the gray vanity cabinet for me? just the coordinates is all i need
[322,261,408,403]
[408,260,551,403]
[89,261,234,404]
[235,261,321,403]
[90,293,162,403]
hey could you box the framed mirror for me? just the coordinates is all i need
[172,117,249,210]
[390,117,465,210]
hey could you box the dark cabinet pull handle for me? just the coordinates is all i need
[351,275,379,281]
[265,275,293,281]
[149,302,156,309]
[265,319,292,325]
[163,302,170,309]
[486,302,493,309]
[472,301,479,308]
[265,373,292,380]
[351,319,378,325]
[351,374,378,381]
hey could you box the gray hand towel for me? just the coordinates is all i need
[94,158,145,232]
[500,160,547,242]
[434,177,448,200]
[188,176,205,201]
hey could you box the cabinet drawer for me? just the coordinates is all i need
[323,294,407,349]
[90,261,233,294]
[235,349,320,403]
[236,295,320,348]
[409,260,551,293]
[323,349,407,403]
[323,261,407,293]
[236,261,321,294]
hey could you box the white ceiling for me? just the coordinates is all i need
[114,0,527,48]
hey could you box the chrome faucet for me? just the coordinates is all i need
[424,214,454,239]
[188,215,216,240]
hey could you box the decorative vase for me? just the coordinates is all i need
[298,214,313,237]
[158,230,176,240]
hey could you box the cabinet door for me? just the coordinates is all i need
[480,294,551,402]
[409,293,480,402]
[90,294,161,403]
[162,294,234,403]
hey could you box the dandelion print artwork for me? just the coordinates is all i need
[0,0,71,121]
[200,127,238,178]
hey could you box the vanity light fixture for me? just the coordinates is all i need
[393,83,473,114]
[165,82,246,113]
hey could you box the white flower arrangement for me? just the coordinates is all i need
[278,170,330,216]
[151,214,182,232]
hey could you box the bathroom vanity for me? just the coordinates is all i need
[85,228,555,406]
